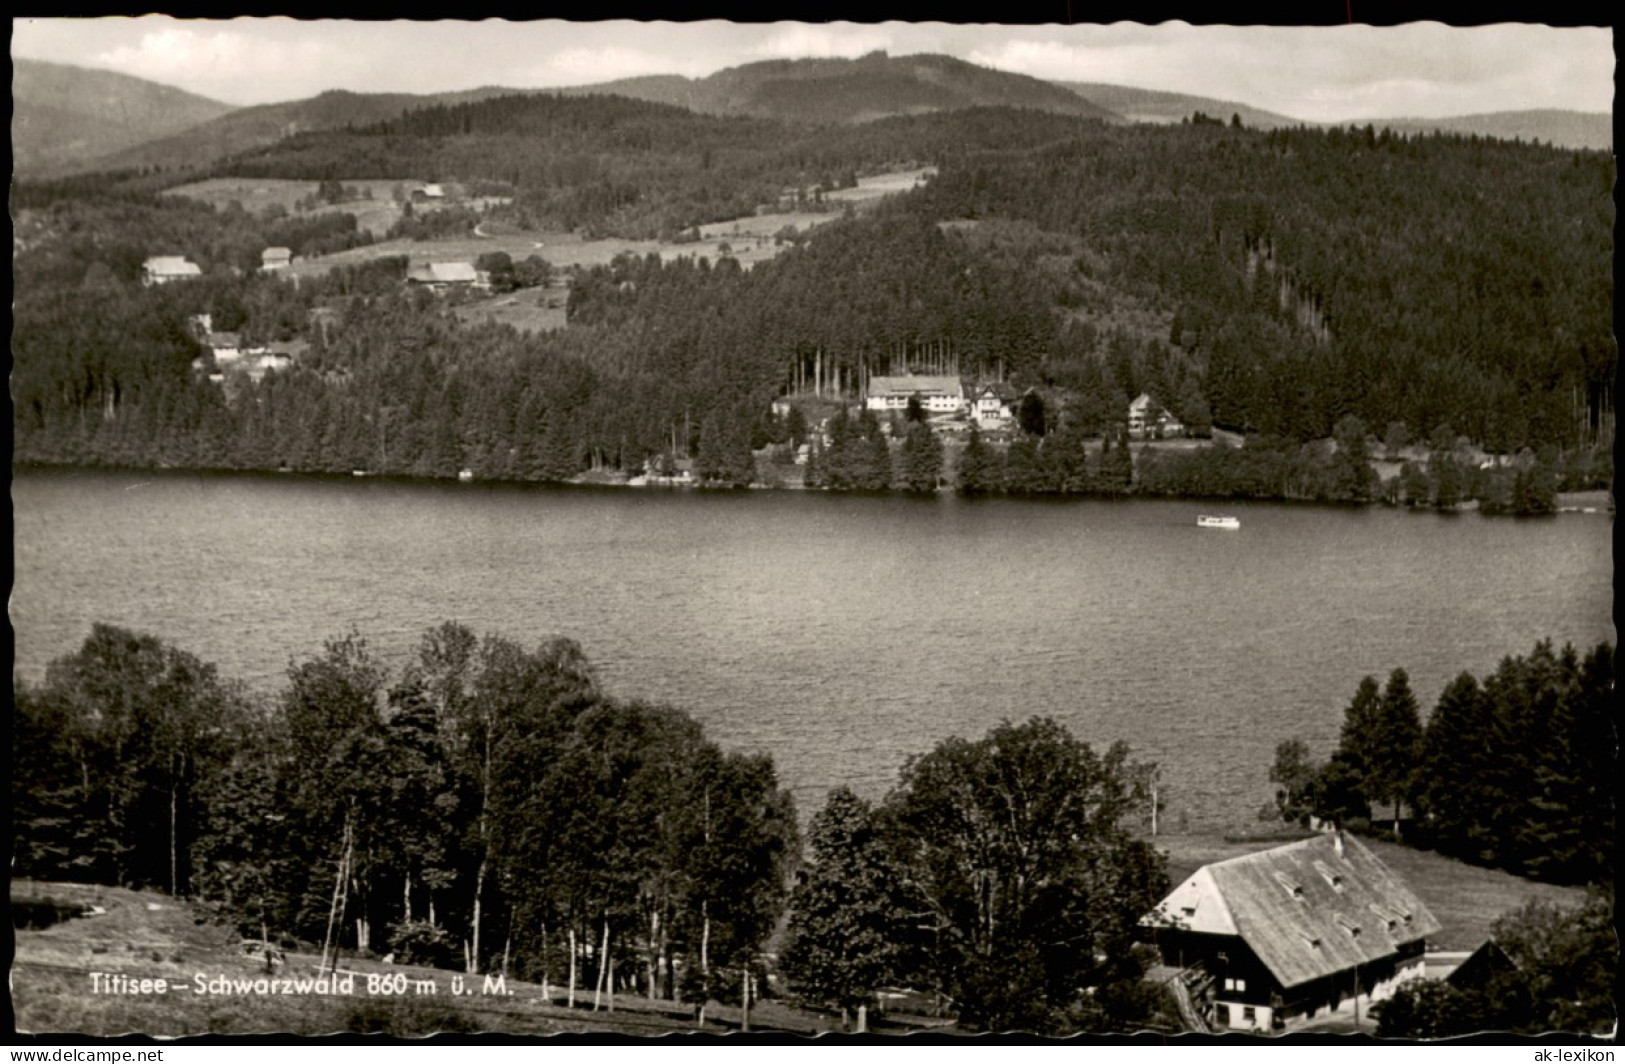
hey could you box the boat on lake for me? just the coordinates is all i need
[1198,514,1240,530]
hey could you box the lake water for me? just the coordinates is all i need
[10,470,1615,832]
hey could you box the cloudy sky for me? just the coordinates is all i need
[10,17,1613,122]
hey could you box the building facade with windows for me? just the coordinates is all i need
[864,375,964,415]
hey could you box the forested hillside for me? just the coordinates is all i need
[213,95,1102,239]
[561,52,1122,126]
[901,121,1614,450]
[12,101,1614,492]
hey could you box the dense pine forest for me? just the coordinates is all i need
[11,96,1615,501]
[12,622,1169,1034]
[1267,638,1616,887]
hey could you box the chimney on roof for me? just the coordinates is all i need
[1333,829,1345,858]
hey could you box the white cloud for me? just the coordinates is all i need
[94,26,333,104]
[539,45,712,85]
[751,23,899,61]
[967,37,1171,84]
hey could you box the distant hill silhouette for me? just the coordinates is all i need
[13,58,239,176]
[1055,82,1307,130]
[1341,111,1610,152]
[1057,80,1610,152]
[561,52,1124,124]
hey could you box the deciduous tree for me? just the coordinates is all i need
[886,719,1167,1033]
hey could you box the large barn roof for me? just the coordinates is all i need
[408,261,478,284]
[1142,834,1442,990]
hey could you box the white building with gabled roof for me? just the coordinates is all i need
[143,256,202,286]
[865,375,964,415]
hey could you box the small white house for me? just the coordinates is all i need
[142,256,202,286]
[246,351,295,383]
[208,332,244,365]
[970,384,1016,429]
[1129,393,1185,439]
[261,247,293,272]
[865,375,964,415]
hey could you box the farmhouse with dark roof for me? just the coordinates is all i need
[1140,833,1440,1032]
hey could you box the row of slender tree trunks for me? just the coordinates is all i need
[791,340,993,400]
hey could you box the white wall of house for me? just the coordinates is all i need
[867,393,964,413]
[1214,1000,1273,1032]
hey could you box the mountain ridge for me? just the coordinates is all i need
[555,52,1124,124]
[1334,109,1611,152]
[19,54,1611,179]
[12,58,240,175]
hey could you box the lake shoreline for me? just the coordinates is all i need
[10,459,1612,516]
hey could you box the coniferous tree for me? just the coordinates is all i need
[860,425,894,491]
[956,423,997,495]
[1015,391,1047,437]
[1331,414,1376,503]
[1417,673,1498,863]
[1369,669,1423,835]
[1004,435,1044,495]
[1428,425,1464,509]
[1094,429,1134,495]
[899,421,943,493]
[780,788,912,1025]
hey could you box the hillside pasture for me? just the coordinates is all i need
[280,226,801,286]
[270,166,939,282]
[826,166,936,202]
[452,284,570,333]
[162,177,413,236]
[12,880,838,1037]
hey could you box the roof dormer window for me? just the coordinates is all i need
[1334,914,1362,938]
[1369,903,1402,932]
[1314,860,1346,892]
[1273,872,1305,900]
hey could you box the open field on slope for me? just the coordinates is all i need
[451,283,571,333]
[162,177,512,238]
[162,168,932,284]
[161,177,409,236]
[11,881,841,1038]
